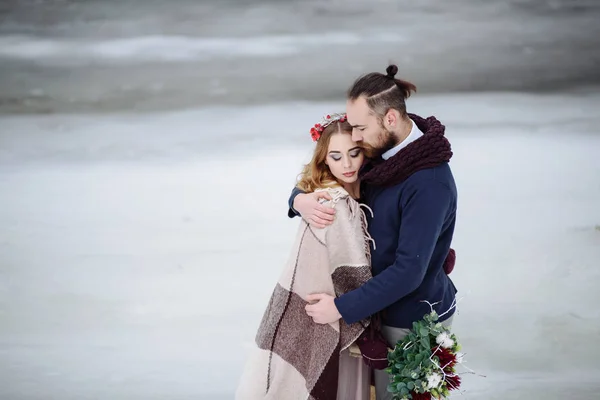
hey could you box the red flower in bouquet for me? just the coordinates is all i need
[410,391,432,400]
[432,347,456,370]
[445,374,462,391]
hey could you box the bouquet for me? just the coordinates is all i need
[386,309,464,399]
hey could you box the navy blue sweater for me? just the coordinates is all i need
[288,163,458,328]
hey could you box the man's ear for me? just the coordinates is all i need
[385,109,398,128]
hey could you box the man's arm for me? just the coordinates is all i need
[286,187,336,227]
[333,179,453,325]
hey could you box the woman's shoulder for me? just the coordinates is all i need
[314,186,353,204]
[315,187,362,221]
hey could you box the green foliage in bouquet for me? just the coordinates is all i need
[386,310,462,400]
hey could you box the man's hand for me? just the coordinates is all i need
[293,192,335,229]
[305,293,341,324]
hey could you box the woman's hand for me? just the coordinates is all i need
[293,192,336,229]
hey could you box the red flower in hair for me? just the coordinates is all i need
[310,126,322,141]
[445,374,462,391]
[308,113,346,141]
[432,347,456,370]
[410,391,432,400]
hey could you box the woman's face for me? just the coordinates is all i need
[325,132,364,184]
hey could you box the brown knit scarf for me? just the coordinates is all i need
[360,113,453,187]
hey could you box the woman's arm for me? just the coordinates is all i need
[323,197,373,347]
[324,197,372,299]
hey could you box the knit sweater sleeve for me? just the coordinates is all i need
[334,179,452,325]
[287,186,305,218]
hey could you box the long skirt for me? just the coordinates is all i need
[337,348,371,400]
[235,347,371,399]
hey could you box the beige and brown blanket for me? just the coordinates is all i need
[235,187,374,400]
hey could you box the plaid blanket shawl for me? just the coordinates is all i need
[235,187,374,400]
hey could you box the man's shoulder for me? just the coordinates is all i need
[404,163,455,189]
[365,164,457,203]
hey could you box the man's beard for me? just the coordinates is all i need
[361,127,397,159]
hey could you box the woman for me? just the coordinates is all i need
[235,113,374,400]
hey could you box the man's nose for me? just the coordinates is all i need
[352,131,362,142]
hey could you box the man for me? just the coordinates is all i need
[287,65,458,399]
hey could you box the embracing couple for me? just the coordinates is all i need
[236,64,459,400]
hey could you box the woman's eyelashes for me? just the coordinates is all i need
[330,150,362,162]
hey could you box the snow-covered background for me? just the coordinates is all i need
[1,1,600,399]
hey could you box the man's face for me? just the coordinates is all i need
[346,96,396,159]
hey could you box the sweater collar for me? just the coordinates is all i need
[360,114,453,187]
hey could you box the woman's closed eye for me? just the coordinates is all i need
[349,149,362,158]
[330,149,361,161]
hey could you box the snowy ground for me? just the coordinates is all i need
[1,91,599,399]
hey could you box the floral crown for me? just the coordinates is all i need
[309,112,347,142]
